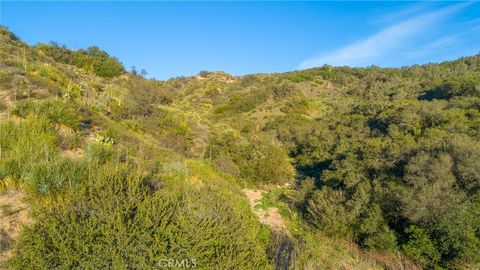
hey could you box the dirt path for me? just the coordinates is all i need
[0,190,32,264]
[242,189,287,232]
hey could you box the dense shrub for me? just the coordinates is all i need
[12,164,273,269]
[420,75,480,100]
[37,43,125,78]
[2,29,480,268]
[402,226,441,268]
[207,131,294,185]
[214,88,270,115]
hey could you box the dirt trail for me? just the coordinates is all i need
[0,190,32,264]
[242,189,296,270]
[242,189,287,232]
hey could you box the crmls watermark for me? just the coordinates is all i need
[158,258,197,268]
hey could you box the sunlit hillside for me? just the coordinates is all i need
[1,26,479,269]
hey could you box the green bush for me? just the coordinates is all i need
[306,188,351,237]
[420,75,480,100]
[402,226,441,268]
[85,142,117,165]
[431,195,480,267]
[12,99,82,129]
[37,43,125,78]
[3,30,480,268]
[280,96,311,115]
[208,131,294,185]
[355,205,398,251]
[11,164,273,269]
[214,88,270,115]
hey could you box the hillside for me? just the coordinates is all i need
[1,26,479,269]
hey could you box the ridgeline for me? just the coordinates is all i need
[1,26,479,269]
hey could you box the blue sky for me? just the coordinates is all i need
[1,1,479,79]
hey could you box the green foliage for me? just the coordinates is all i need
[449,134,480,194]
[0,115,83,195]
[143,107,194,154]
[255,192,274,210]
[431,194,480,267]
[37,43,125,78]
[12,99,83,129]
[265,114,334,174]
[306,187,351,237]
[12,164,273,269]
[402,226,441,268]
[267,80,299,99]
[400,152,462,225]
[93,134,115,145]
[3,29,480,268]
[0,116,57,181]
[198,70,210,77]
[421,74,480,100]
[85,143,117,165]
[280,96,312,115]
[22,158,87,195]
[0,25,20,41]
[207,130,294,185]
[355,205,397,251]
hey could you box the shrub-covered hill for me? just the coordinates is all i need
[1,26,479,269]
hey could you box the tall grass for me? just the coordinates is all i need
[12,98,82,129]
[0,115,87,195]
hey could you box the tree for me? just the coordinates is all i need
[402,226,441,268]
[400,152,462,225]
[131,65,137,76]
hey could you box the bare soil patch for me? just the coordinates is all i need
[242,189,287,232]
[0,190,32,264]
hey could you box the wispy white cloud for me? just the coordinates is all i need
[371,3,430,24]
[405,18,480,59]
[299,3,471,69]
[403,36,457,59]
